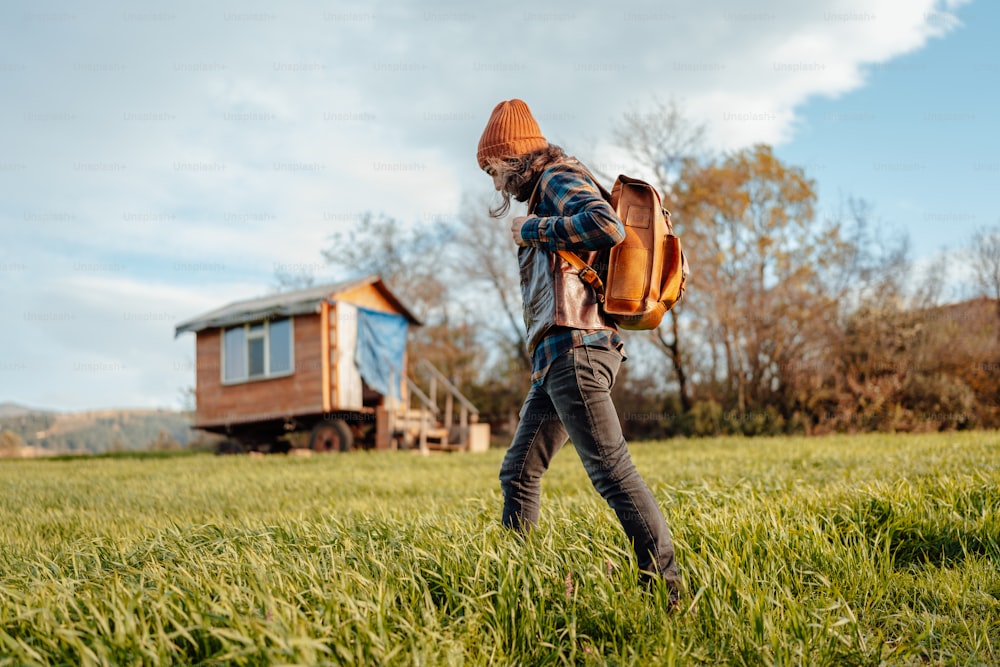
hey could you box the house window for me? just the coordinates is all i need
[222,318,294,383]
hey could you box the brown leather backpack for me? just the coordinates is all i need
[602,175,687,329]
[531,166,688,330]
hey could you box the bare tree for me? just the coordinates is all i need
[272,267,316,292]
[319,208,524,397]
[452,191,530,369]
[612,97,708,204]
[611,97,708,411]
[321,212,451,323]
[971,224,1000,339]
[971,224,1000,299]
[320,212,486,389]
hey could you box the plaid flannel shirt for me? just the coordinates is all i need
[518,160,626,386]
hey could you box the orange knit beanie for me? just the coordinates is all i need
[477,99,548,169]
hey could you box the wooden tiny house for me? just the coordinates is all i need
[175,275,489,453]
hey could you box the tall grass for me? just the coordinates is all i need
[1,432,998,665]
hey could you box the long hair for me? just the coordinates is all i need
[486,144,566,218]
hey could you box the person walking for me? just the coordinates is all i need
[477,99,680,603]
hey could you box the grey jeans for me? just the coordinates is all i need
[499,345,679,589]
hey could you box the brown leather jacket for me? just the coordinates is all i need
[520,158,619,355]
[520,246,610,354]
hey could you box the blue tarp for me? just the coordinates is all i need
[352,306,408,400]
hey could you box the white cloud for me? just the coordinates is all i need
[2,262,261,410]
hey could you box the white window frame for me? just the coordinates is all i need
[220,317,295,385]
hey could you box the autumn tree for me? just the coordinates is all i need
[815,203,995,432]
[832,296,983,432]
[0,430,23,458]
[677,144,857,417]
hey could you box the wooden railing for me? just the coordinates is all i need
[391,360,484,453]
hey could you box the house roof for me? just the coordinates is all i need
[174,274,421,336]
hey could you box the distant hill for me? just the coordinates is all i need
[0,401,55,418]
[0,406,197,455]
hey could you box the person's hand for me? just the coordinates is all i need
[511,216,529,246]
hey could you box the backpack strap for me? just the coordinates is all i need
[526,159,612,303]
[556,249,607,303]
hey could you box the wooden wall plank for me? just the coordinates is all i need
[194,313,323,427]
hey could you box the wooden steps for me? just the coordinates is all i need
[394,360,490,453]
[391,408,460,451]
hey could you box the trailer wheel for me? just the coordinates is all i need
[309,420,354,452]
[216,439,247,455]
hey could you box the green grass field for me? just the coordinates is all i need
[1,432,998,666]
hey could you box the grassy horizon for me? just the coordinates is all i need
[1,432,998,665]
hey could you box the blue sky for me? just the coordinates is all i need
[774,0,998,272]
[1,0,995,412]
